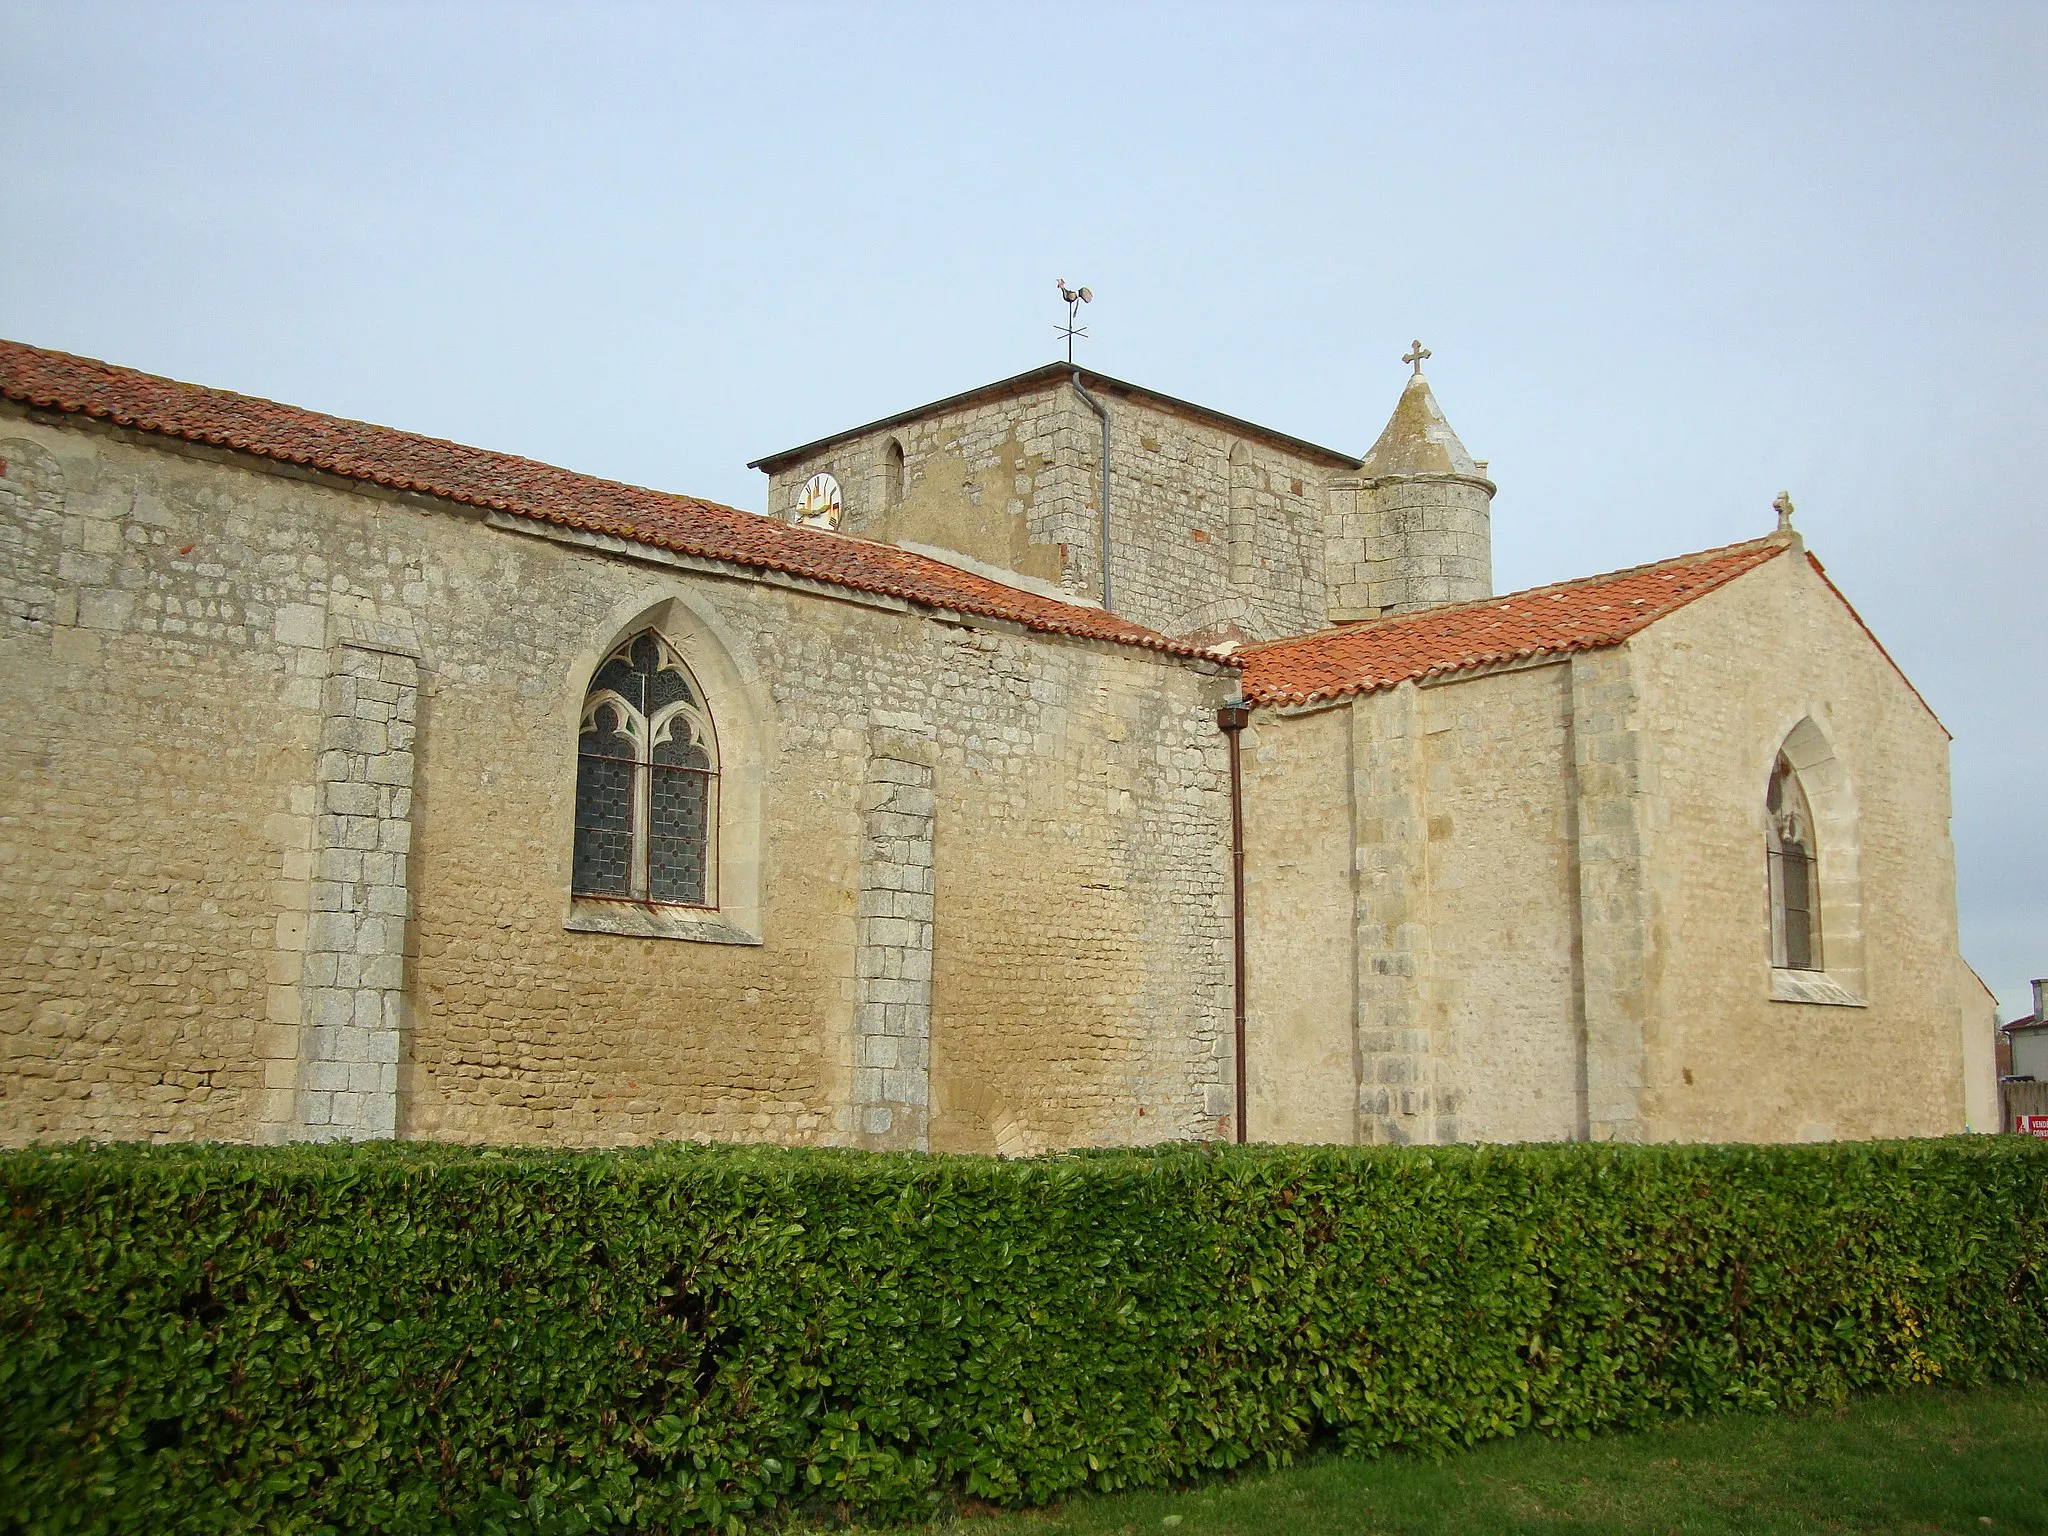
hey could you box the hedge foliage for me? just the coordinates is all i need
[3,1137,2045,1534]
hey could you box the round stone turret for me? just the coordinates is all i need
[1327,366,1495,619]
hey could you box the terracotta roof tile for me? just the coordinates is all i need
[1239,537,1792,707]
[0,339,1218,661]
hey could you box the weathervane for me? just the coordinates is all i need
[1056,278,1093,364]
[1402,339,1431,376]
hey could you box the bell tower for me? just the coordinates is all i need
[1326,344,1495,619]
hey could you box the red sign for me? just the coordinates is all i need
[2019,1115,2048,1139]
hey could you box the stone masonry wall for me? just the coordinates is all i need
[1420,664,1584,1145]
[767,382,1078,598]
[1240,704,1357,1145]
[851,722,936,1151]
[1347,682,1460,1144]
[1325,473,1494,620]
[0,405,1236,1150]
[763,378,1345,644]
[1086,387,1334,643]
[925,639,1235,1152]
[2,430,323,1141]
[278,632,419,1142]
[1629,549,1969,1142]
[1244,664,1583,1148]
[1568,645,1655,1142]
[1239,547,1974,1151]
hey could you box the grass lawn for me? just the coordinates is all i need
[885,1383,2048,1536]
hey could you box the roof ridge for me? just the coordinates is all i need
[0,337,1221,663]
[1240,532,1788,655]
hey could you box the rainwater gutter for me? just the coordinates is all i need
[1071,370,1113,613]
[1216,699,1251,1144]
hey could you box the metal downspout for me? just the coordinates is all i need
[1071,370,1113,613]
[1217,700,1251,1144]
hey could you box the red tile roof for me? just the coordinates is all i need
[1239,538,1792,706]
[0,338,1217,660]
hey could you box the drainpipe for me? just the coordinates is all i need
[1217,699,1251,1144]
[1071,370,1113,613]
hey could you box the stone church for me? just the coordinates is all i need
[0,338,2001,1151]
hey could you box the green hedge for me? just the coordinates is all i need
[3,1137,2045,1534]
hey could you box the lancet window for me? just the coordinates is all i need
[1766,754,1819,971]
[884,438,906,511]
[573,630,718,907]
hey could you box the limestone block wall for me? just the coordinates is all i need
[1420,666,1583,1145]
[1239,556,1972,1150]
[1167,542,1971,1153]
[1311,664,1586,1147]
[0,437,67,634]
[1325,473,1494,620]
[763,378,1343,644]
[1346,682,1457,1144]
[924,634,1236,1153]
[1,428,358,1142]
[279,631,420,1142]
[1569,646,1654,1142]
[1628,550,1968,1142]
[765,382,1079,598]
[1084,388,1333,643]
[851,722,936,1151]
[1239,705,1356,1144]
[0,405,1237,1151]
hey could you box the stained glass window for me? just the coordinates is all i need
[571,630,718,907]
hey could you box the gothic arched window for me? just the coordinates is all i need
[1766,754,1819,971]
[884,438,906,511]
[573,630,719,907]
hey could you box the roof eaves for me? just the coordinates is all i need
[0,339,1230,666]
[460,497,1238,662]
[1237,536,1792,708]
[1239,535,1790,661]
[1248,635,1609,708]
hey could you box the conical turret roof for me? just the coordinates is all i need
[1359,371,1483,479]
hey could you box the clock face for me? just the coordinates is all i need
[794,473,842,531]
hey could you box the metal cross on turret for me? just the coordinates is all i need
[1402,339,1431,375]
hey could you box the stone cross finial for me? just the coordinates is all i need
[1773,491,1795,532]
[1402,340,1431,375]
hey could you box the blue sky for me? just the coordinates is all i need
[5,2,2042,1015]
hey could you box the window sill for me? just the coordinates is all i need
[1769,969,1866,1008]
[565,898,762,946]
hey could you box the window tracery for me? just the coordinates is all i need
[573,630,718,907]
